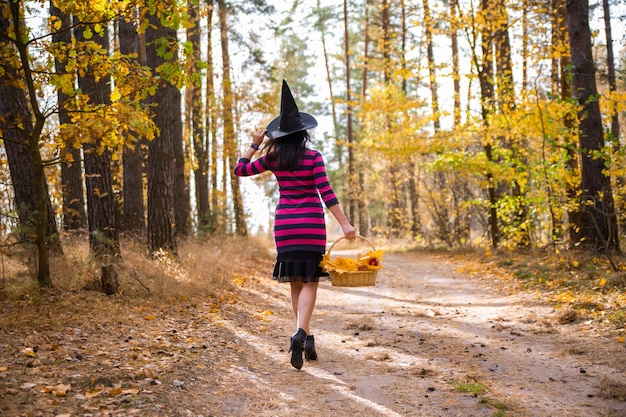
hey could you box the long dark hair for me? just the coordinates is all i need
[265,130,311,171]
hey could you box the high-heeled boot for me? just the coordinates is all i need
[304,335,317,361]
[288,328,306,370]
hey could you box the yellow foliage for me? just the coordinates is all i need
[320,250,384,274]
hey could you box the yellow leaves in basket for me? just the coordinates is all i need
[321,250,384,274]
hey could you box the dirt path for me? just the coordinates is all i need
[200,252,626,417]
[2,251,626,416]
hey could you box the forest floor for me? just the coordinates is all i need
[1,237,626,416]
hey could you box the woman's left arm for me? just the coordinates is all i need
[234,129,267,177]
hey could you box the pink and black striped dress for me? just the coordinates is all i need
[234,149,339,281]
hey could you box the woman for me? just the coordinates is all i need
[235,80,356,370]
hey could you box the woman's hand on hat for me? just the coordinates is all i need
[252,129,266,146]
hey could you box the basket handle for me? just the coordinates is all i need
[327,235,376,257]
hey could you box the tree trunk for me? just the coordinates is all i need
[51,1,85,232]
[450,0,461,126]
[75,21,121,274]
[118,13,146,235]
[188,1,211,233]
[173,93,190,237]
[343,0,356,224]
[218,0,247,236]
[423,0,440,132]
[494,0,530,247]
[479,0,499,248]
[602,0,619,145]
[601,0,624,236]
[494,0,514,112]
[566,0,619,252]
[2,3,63,285]
[145,13,177,254]
[552,0,580,245]
[316,0,340,149]
[380,0,403,237]
[521,0,528,92]
[357,0,371,237]
[206,0,219,234]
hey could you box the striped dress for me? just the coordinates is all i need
[234,149,339,255]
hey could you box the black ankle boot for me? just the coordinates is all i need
[304,335,317,361]
[289,328,306,370]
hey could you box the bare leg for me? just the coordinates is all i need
[290,281,318,335]
[290,281,303,319]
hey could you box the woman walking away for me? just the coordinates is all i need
[234,80,356,370]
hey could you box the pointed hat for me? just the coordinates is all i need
[266,80,317,139]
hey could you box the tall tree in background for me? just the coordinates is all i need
[423,0,440,133]
[477,0,499,247]
[315,1,340,147]
[118,12,146,235]
[218,0,246,236]
[358,0,371,237]
[450,0,461,127]
[145,11,178,254]
[423,0,449,241]
[343,0,357,225]
[187,1,211,234]
[1,2,63,286]
[51,1,85,232]
[566,0,619,252]
[602,0,620,146]
[173,83,190,238]
[206,0,219,234]
[74,18,121,293]
[400,0,420,240]
[380,0,404,238]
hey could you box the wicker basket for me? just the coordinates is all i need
[325,235,379,287]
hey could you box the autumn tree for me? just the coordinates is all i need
[186,1,211,234]
[1,1,63,286]
[145,9,178,254]
[50,1,85,232]
[118,11,146,235]
[218,0,246,236]
[74,17,121,276]
[205,0,219,234]
[566,0,619,252]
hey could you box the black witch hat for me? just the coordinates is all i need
[265,80,317,139]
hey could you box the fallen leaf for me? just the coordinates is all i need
[20,382,36,390]
[21,347,36,357]
[122,388,140,395]
[85,389,104,398]
[43,384,71,396]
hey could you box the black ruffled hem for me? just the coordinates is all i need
[272,251,329,283]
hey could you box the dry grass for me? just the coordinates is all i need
[597,377,626,401]
[6,233,267,290]
[0,234,271,330]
